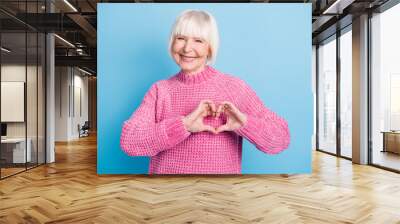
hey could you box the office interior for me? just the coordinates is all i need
[0,0,400,222]
[0,0,97,179]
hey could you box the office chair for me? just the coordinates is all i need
[79,121,90,138]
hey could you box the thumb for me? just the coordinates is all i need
[222,102,240,117]
[202,125,217,134]
[223,107,236,120]
[215,124,231,134]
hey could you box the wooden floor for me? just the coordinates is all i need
[1,135,400,224]
[1,167,26,178]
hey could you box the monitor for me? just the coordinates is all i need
[1,123,7,137]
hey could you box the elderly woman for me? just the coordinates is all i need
[120,10,290,174]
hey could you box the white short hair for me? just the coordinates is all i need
[168,10,219,65]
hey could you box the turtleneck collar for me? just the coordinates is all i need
[176,66,218,85]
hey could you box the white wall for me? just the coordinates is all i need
[55,66,69,141]
[71,72,89,138]
[1,65,41,138]
[55,67,89,141]
[1,65,26,133]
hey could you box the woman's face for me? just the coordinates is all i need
[171,35,210,74]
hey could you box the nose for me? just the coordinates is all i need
[183,39,193,52]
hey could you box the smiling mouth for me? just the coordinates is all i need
[180,54,197,62]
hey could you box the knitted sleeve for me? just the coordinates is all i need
[233,80,290,154]
[120,83,191,156]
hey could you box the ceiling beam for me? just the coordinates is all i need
[55,55,96,70]
[67,13,97,46]
[323,0,356,14]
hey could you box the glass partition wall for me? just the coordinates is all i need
[0,31,27,177]
[317,35,337,155]
[0,1,46,179]
[316,26,353,159]
[316,0,400,172]
[339,27,352,159]
[370,2,400,172]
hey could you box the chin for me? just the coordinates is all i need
[179,64,197,71]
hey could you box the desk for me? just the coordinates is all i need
[381,131,400,154]
[1,138,31,163]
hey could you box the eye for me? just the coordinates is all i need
[176,36,185,40]
[195,39,204,43]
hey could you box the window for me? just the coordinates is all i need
[371,2,400,171]
[318,36,337,154]
[339,28,352,158]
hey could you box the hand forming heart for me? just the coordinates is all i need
[182,100,247,134]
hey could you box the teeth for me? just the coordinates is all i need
[181,55,195,62]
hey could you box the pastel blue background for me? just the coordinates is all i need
[98,3,312,174]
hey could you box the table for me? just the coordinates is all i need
[1,138,32,163]
[381,131,400,154]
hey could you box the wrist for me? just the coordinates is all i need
[239,113,247,127]
[182,116,190,132]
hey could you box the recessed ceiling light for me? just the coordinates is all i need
[78,67,93,76]
[63,0,78,12]
[1,47,11,53]
[54,34,75,48]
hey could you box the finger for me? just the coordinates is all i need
[221,102,232,115]
[222,101,234,110]
[195,100,211,117]
[205,104,212,116]
[202,125,217,134]
[206,103,215,117]
[200,100,215,116]
[208,102,217,117]
[222,106,234,117]
[197,100,212,112]
[216,104,224,118]
[192,104,205,117]
[203,102,211,117]
[200,100,214,107]
[215,124,231,134]
[222,101,241,116]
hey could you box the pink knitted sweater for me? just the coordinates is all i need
[120,66,290,174]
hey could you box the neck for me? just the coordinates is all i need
[181,65,207,76]
[176,65,218,85]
